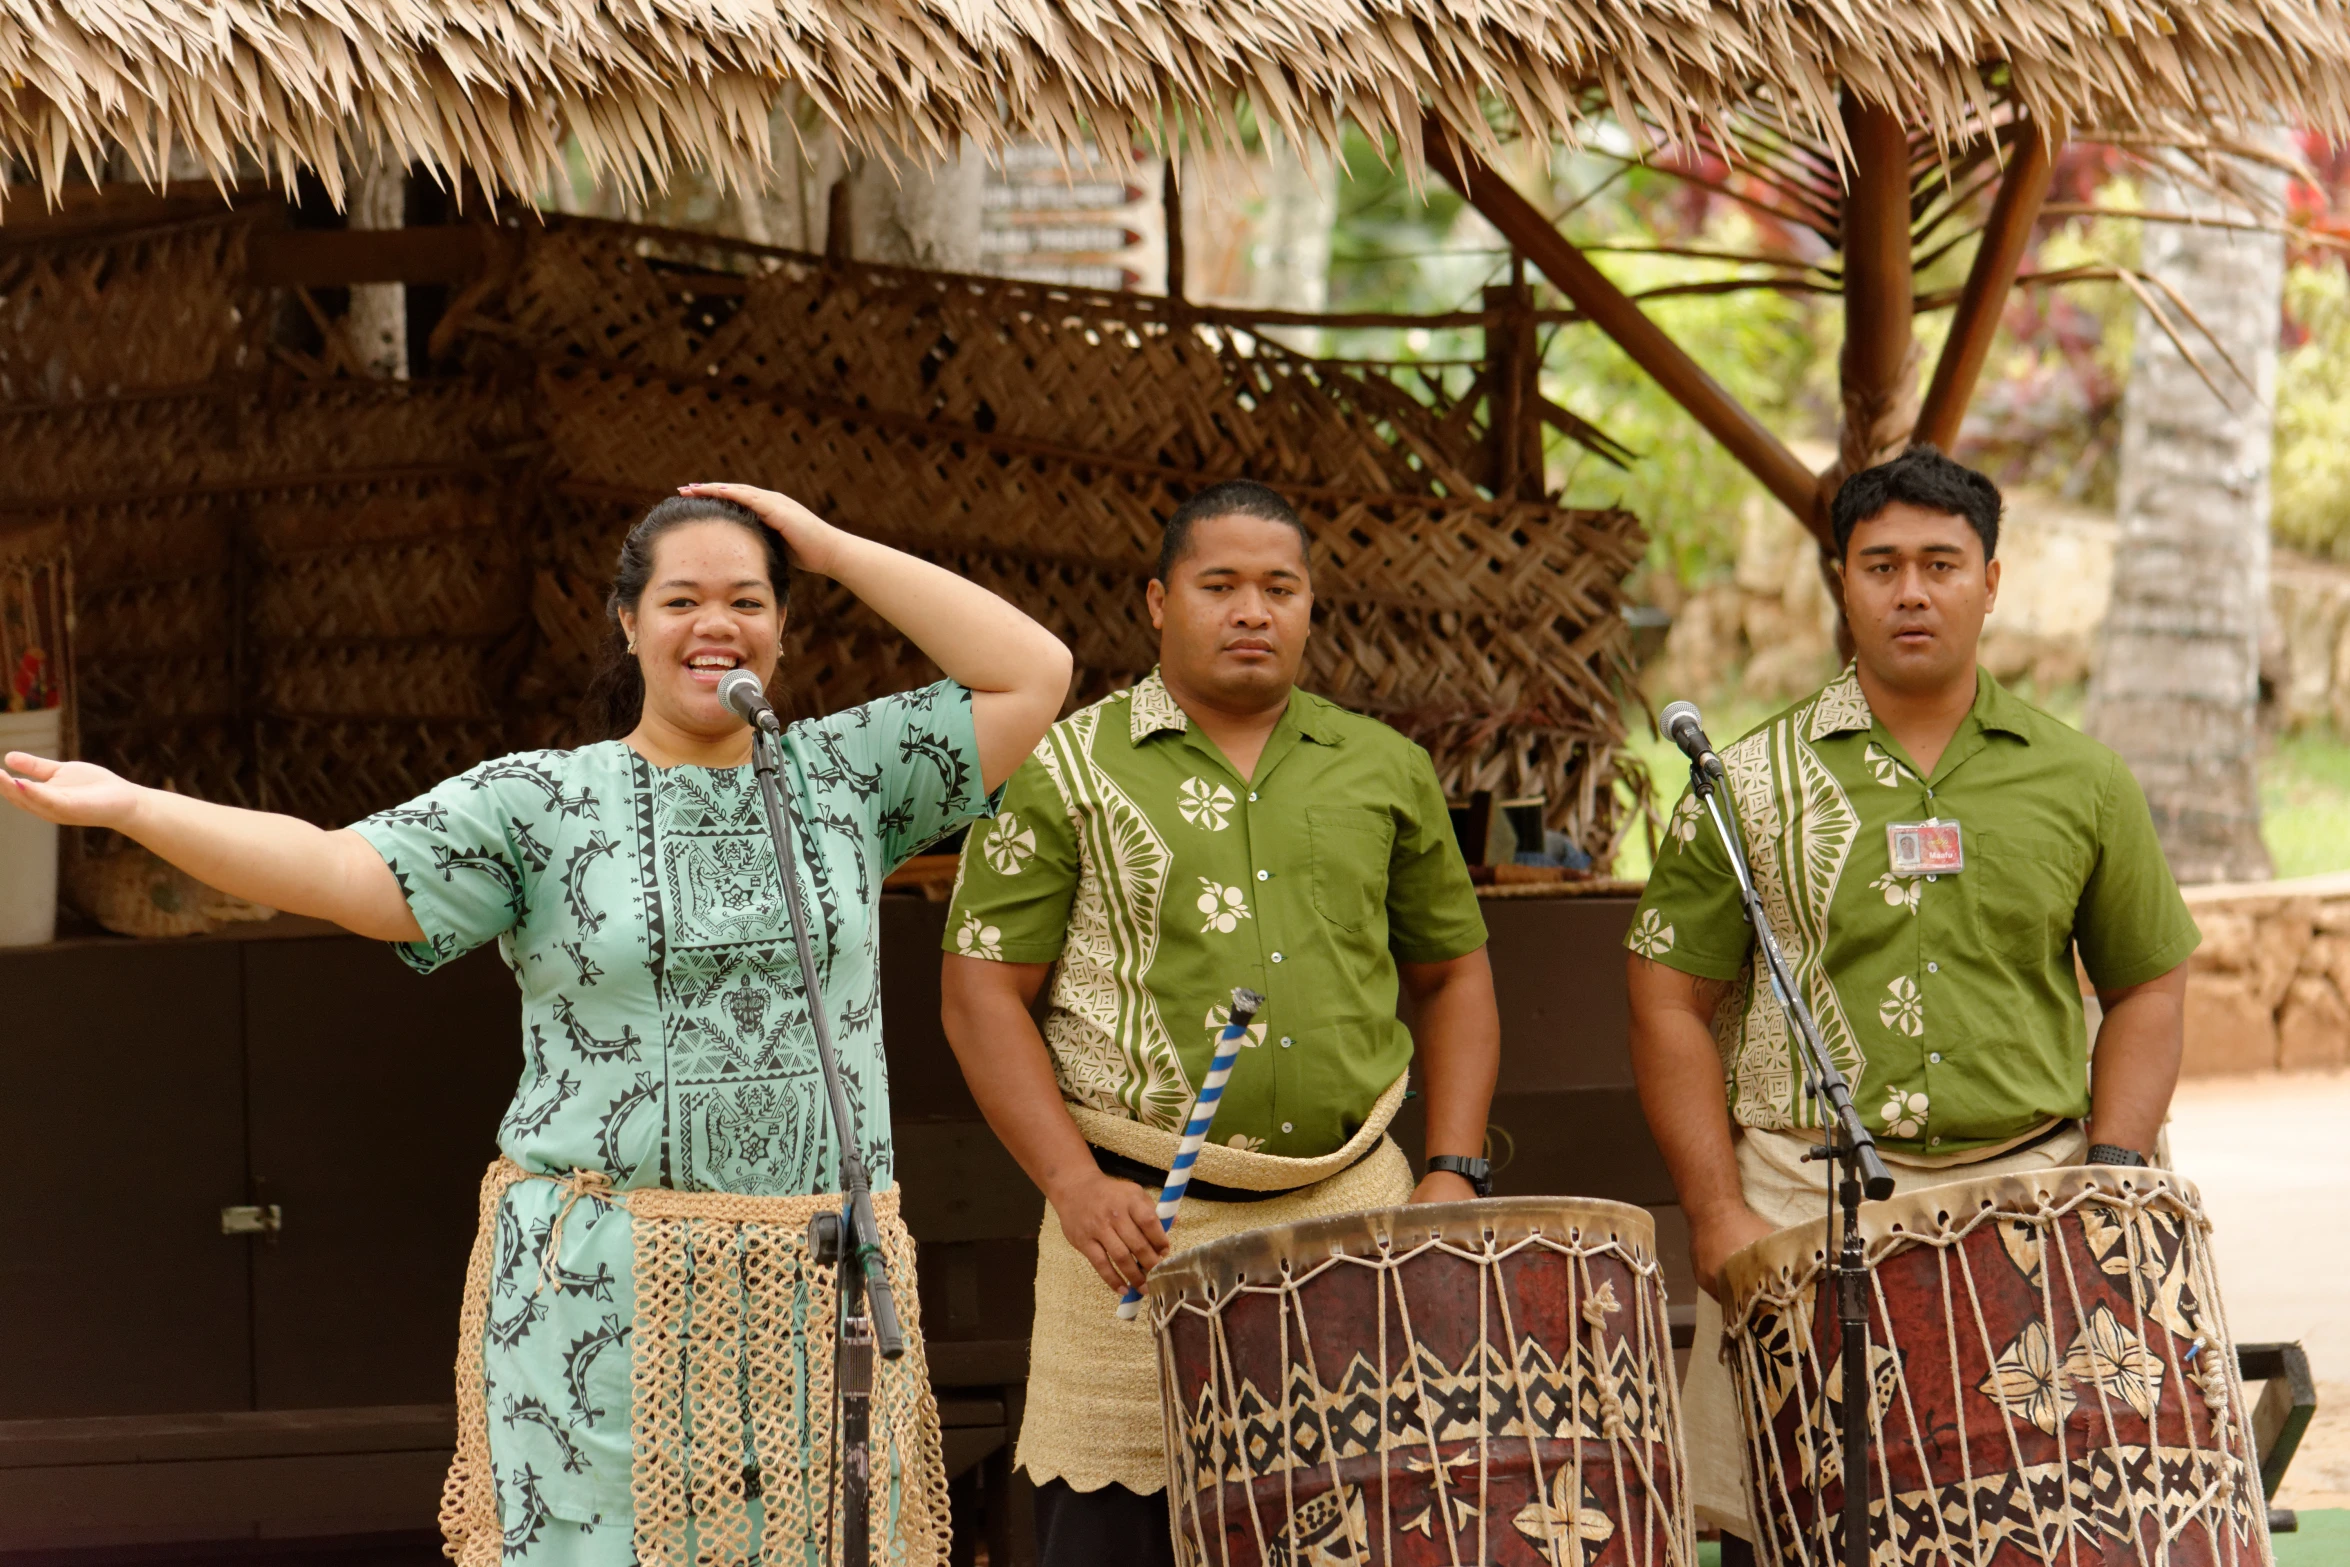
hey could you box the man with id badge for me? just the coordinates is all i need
[1622,445,2201,1555]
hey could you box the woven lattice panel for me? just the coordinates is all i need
[508,229,1647,850]
[0,379,511,505]
[0,216,267,403]
[502,222,1471,498]
[12,209,1646,851]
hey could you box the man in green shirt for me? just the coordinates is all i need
[941,479,1500,1566]
[1627,445,2199,1555]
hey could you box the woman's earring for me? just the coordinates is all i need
[626,638,638,654]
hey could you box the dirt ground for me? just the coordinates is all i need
[2168,1067,2350,1513]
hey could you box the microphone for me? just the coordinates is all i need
[1659,700,1725,780]
[718,668,782,733]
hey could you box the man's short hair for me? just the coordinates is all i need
[1155,479,1311,583]
[1830,444,2002,562]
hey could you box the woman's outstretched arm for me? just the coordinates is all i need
[678,484,1074,788]
[0,756,422,941]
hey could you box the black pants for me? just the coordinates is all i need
[1033,1478,1177,1567]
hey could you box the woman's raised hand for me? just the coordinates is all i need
[2,753,143,829]
[676,483,844,577]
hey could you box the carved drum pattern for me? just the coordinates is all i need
[1145,1197,1694,1566]
[1721,1167,2271,1567]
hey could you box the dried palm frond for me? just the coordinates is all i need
[6,1,2350,222]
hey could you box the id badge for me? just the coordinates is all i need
[1888,819,1963,876]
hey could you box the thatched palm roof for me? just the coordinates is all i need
[5,1,2350,209]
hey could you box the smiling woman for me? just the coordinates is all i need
[579,494,793,751]
[0,482,1072,1565]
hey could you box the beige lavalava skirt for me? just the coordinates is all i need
[1019,1074,1419,1497]
[440,1159,952,1567]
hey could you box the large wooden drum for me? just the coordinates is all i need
[1145,1197,1693,1566]
[1721,1166,2270,1567]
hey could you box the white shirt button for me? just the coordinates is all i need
[1929,1051,1942,1064]
[1280,1036,1294,1048]
[1926,962,1939,974]
[1281,1121,1294,1133]
[1930,1136,1942,1146]
[1256,869,1270,881]
[1927,874,1939,883]
[1270,951,1284,963]
[1248,792,1259,802]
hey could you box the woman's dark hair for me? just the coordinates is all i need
[580,495,792,739]
[1830,443,2002,562]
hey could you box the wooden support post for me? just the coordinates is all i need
[1482,277,1543,497]
[1915,126,2055,450]
[1835,93,1917,493]
[1422,115,1822,525]
[1163,155,1186,305]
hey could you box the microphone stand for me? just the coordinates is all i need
[1683,754,1891,1567]
[744,711,902,1567]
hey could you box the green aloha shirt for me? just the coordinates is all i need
[943,669,1487,1160]
[1629,664,2200,1158]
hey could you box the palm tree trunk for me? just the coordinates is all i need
[2085,159,2284,884]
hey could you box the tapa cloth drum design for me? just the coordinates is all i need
[1720,1167,2269,1567]
[1145,1197,1694,1567]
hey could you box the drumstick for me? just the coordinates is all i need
[1116,985,1265,1321]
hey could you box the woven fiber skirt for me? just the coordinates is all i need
[441,1159,952,1567]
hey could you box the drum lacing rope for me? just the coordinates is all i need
[1581,1287,1633,1443]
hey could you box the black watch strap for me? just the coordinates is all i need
[1426,1154,1492,1197]
[2086,1143,2150,1168]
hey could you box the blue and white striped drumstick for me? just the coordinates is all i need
[1116,985,1265,1321]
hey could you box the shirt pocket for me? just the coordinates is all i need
[1968,828,2085,969]
[1307,805,1395,932]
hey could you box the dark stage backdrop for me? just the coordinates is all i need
[0,893,1661,1553]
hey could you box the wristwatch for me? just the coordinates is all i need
[1426,1154,1492,1197]
[2086,1143,2150,1168]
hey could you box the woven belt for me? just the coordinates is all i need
[1089,1139,1379,1204]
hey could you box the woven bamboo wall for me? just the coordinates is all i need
[0,207,1648,854]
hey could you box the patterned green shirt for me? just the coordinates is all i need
[1629,665,2199,1157]
[944,669,1487,1160]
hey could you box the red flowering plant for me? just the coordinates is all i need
[7,646,56,713]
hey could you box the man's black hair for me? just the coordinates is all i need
[1830,444,2002,562]
[1155,479,1311,583]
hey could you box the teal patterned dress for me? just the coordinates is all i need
[351,681,993,1563]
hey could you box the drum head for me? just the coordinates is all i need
[1720,1163,2206,1311]
[1144,1194,1656,1309]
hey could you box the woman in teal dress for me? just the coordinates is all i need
[1,483,1073,1564]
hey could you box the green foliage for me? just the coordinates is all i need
[1541,218,1834,587]
[1325,141,1843,588]
[1956,196,2141,507]
[2273,262,2350,560]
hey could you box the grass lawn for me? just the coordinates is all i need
[2262,725,2350,879]
[2277,1509,2350,1565]
[1689,1512,2342,1563]
[1611,685,2350,883]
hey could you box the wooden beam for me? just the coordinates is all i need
[1837,95,1916,463]
[1915,126,2056,451]
[1421,117,1822,524]
[1163,157,1186,304]
[246,225,485,287]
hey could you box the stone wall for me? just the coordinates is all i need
[2182,871,2350,1075]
